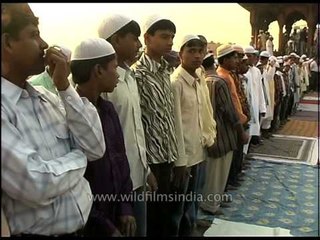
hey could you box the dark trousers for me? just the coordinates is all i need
[170,163,199,237]
[147,162,173,237]
[280,96,289,122]
[227,146,244,185]
[310,71,319,92]
[271,99,282,131]
[287,92,294,117]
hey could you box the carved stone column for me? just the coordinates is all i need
[277,13,285,55]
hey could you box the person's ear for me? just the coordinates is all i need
[93,64,104,79]
[144,33,150,46]
[110,34,120,47]
[2,33,14,53]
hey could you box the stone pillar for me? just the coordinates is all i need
[277,13,285,55]
[307,17,316,56]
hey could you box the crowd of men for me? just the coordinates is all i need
[2,3,319,237]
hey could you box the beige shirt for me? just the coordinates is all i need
[171,66,216,167]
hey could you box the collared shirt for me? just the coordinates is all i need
[84,97,133,236]
[102,65,149,190]
[196,67,217,145]
[132,53,178,165]
[1,77,105,235]
[28,68,58,95]
[232,72,251,123]
[171,66,215,167]
[205,73,239,158]
[216,66,247,125]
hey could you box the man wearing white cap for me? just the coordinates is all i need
[132,14,177,237]
[266,35,274,56]
[244,46,266,146]
[281,61,294,121]
[216,44,249,188]
[170,35,216,236]
[257,51,274,138]
[232,45,251,176]
[29,45,72,95]
[70,38,135,237]
[98,14,156,237]
[2,4,105,237]
[288,53,301,113]
[200,52,248,216]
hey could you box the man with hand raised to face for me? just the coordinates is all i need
[1,3,105,237]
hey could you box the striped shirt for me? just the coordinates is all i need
[1,77,105,235]
[205,73,239,158]
[132,53,178,165]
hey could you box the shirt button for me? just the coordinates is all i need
[21,90,29,98]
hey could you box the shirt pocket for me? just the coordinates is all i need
[52,123,71,155]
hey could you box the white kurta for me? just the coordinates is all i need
[244,66,266,136]
[260,65,274,129]
[266,39,273,56]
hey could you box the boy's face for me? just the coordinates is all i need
[99,58,119,93]
[5,24,48,77]
[144,29,175,56]
[180,45,204,71]
[117,33,142,63]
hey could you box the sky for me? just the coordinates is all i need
[28,3,290,53]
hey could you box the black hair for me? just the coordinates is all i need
[202,55,215,70]
[180,39,205,51]
[218,51,237,65]
[70,54,116,84]
[197,35,207,45]
[146,19,176,35]
[106,20,141,42]
[2,3,39,39]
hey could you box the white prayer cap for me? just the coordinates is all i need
[204,52,214,61]
[244,46,255,54]
[143,14,169,33]
[232,44,244,54]
[178,34,200,50]
[277,59,283,64]
[275,62,280,68]
[254,50,259,55]
[98,14,132,39]
[260,51,270,58]
[52,45,72,62]
[289,52,299,58]
[216,44,235,59]
[301,54,307,59]
[269,56,277,62]
[71,38,115,61]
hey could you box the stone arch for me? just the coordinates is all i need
[284,10,307,36]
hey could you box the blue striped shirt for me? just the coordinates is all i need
[1,77,105,235]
